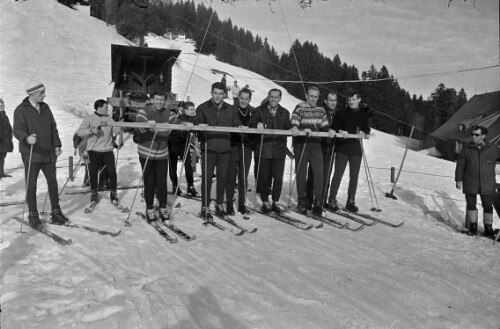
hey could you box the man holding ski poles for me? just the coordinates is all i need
[291,86,335,216]
[13,80,69,229]
[195,82,241,221]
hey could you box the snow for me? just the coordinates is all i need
[1,1,500,329]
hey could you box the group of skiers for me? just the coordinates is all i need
[6,78,498,237]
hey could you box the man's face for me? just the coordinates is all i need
[347,94,361,109]
[153,95,165,110]
[268,91,281,108]
[96,103,109,116]
[306,89,320,107]
[184,106,196,117]
[326,94,337,110]
[31,89,46,103]
[211,87,225,105]
[238,92,251,109]
[471,129,485,144]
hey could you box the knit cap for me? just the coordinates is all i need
[26,80,45,95]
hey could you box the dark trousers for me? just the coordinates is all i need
[226,145,252,207]
[201,150,230,208]
[329,152,362,200]
[257,157,285,203]
[0,152,6,175]
[465,194,494,213]
[22,157,59,212]
[139,157,168,209]
[88,151,117,192]
[294,144,323,204]
[168,143,194,188]
[307,151,335,205]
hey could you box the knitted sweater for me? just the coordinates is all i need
[291,102,329,146]
[135,104,172,160]
[76,113,121,153]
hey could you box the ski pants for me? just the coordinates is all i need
[22,155,59,212]
[226,145,252,207]
[139,157,168,209]
[307,151,335,206]
[257,157,285,203]
[0,152,6,175]
[88,151,117,192]
[201,150,230,208]
[294,143,323,205]
[465,194,494,213]
[329,152,362,201]
[168,143,194,188]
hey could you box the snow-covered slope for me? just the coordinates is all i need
[1,1,499,329]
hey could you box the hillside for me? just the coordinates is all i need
[1,1,499,329]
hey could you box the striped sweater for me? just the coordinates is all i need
[136,104,172,160]
[291,102,329,145]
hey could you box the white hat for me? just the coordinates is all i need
[26,80,45,95]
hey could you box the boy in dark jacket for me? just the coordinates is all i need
[195,82,241,221]
[13,81,68,228]
[327,89,370,213]
[249,88,293,214]
[225,88,254,215]
[0,98,14,178]
[455,125,500,236]
[168,101,199,197]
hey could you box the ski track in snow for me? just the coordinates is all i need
[1,1,500,329]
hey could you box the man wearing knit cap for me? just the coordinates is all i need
[13,80,69,229]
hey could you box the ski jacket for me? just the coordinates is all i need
[76,112,121,153]
[135,104,171,160]
[0,112,13,153]
[249,104,292,159]
[230,105,255,148]
[169,113,195,146]
[455,141,500,195]
[195,99,241,153]
[291,102,330,147]
[13,97,61,163]
[332,105,370,156]
[322,107,340,154]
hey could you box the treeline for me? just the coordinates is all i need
[91,0,467,148]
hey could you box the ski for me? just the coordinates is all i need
[252,208,313,230]
[311,212,364,231]
[110,199,130,213]
[40,217,121,237]
[215,213,256,234]
[136,212,178,244]
[65,185,140,195]
[136,211,195,241]
[324,208,368,229]
[197,213,243,235]
[340,208,378,226]
[346,210,403,228]
[13,217,72,245]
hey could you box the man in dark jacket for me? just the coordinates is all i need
[327,89,370,213]
[455,125,500,236]
[195,82,241,221]
[225,88,254,215]
[249,88,293,214]
[0,98,14,178]
[13,81,68,229]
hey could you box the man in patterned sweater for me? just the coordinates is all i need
[291,86,336,215]
[135,91,172,222]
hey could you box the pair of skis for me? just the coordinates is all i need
[135,211,196,243]
[203,211,257,235]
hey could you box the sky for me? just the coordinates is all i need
[195,0,499,99]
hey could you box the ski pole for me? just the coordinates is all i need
[321,144,336,207]
[386,126,415,200]
[203,131,209,222]
[169,132,193,218]
[360,138,381,212]
[255,134,264,196]
[20,144,34,232]
[287,132,309,207]
[125,130,158,226]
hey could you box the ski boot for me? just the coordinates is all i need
[90,190,99,203]
[261,201,271,214]
[51,206,69,225]
[271,202,282,214]
[187,186,199,198]
[296,199,308,215]
[311,200,323,216]
[215,204,225,217]
[327,197,339,212]
[345,195,359,213]
[110,190,118,204]
[467,223,478,236]
[159,208,170,222]
[146,208,156,223]
[200,207,213,222]
[28,210,43,230]
[238,204,251,215]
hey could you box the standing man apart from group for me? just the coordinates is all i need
[291,85,335,216]
[225,88,254,215]
[0,98,14,179]
[195,82,241,221]
[249,88,293,214]
[327,88,370,213]
[135,91,172,223]
[13,80,69,229]
[76,99,122,205]
[231,80,241,106]
[455,125,500,236]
